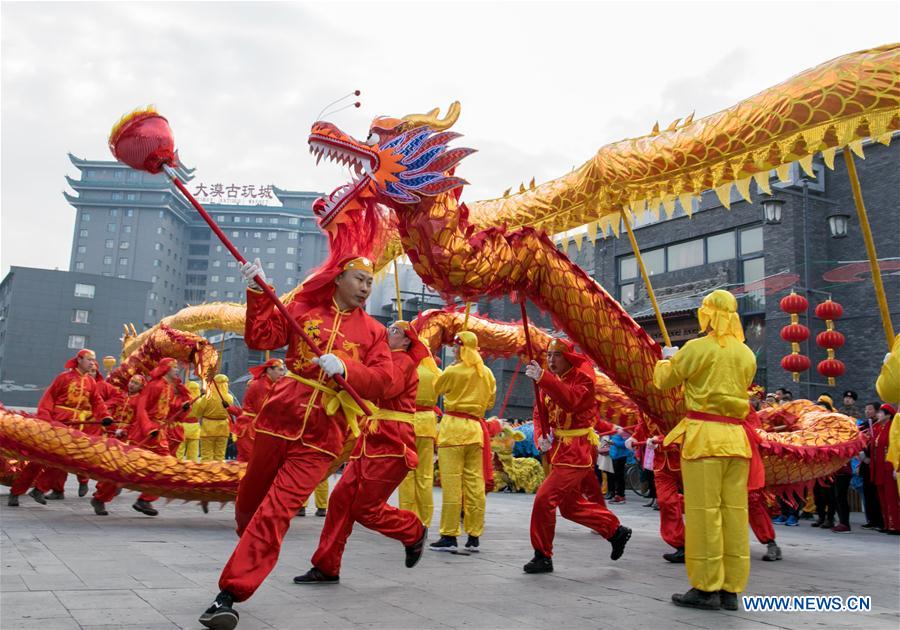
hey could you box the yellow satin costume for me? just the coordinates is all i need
[876,334,900,493]
[176,381,202,461]
[198,374,234,462]
[655,290,756,594]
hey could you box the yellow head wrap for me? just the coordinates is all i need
[454,330,485,377]
[186,381,201,396]
[697,289,744,347]
[208,373,234,404]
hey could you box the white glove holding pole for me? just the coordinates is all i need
[886,352,893,366]
[313,353,345,378]
[537,435,553,453]
[661,345,679,359]
[625,437,635,450]
[524,360,543,382]
[240,258,266,290]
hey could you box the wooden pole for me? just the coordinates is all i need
[620,209,672,347]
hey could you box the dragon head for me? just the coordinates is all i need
[308,102,475,230]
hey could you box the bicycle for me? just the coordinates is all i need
[625,462,652,497]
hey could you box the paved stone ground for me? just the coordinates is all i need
[1,475,898,630]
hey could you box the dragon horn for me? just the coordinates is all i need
[401,101,461,131]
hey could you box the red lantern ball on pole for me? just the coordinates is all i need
[780,292,809,314]
[814,299,845,385]
[781,354,811,374]
[817,358,846,380]
[816,330,845,349]
[781,323,810,343]
[814,300,844,321]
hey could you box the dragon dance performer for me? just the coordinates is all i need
[91,374,149,515]
[522,337,631,574]
[654,289,760,612]
[294,320,429,584]
[300,479,330,517]
[398,341,442,527]
[200,255,394,630]
[878,334,900,496]
[198,374,235,462]
[7,349,112,507]
[871,402,899,532]
[429,331,497,554]
[177,381,203,461]
[229,358,285,463]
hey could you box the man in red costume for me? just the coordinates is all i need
[199,255,394,630]
[294,320,428,584]
[229,358,286,463]
[871,403,899,533]
[522,337,632,573]
[90,374,150,515]
[7,349,112,506]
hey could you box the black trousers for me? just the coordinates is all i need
[832,473,852,527]
[642,468,656,498]
[612,457,627,497]
[859,463,883,527]
[814,480,835,521]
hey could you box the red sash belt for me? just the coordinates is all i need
[685,410,765,490]
[445,410,494,491]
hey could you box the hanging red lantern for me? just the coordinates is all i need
[815,299,845,386]
[781,323,810,343]
[780,291,810,383]
[781,354,811,373]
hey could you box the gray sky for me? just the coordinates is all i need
[2,1,898,277]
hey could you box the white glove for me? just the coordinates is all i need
[625,437,635,450]
[537,435,552,453]
[240,258,266,290]
[114,429,127,439]
[524,360,543,382]
[886,352,893,365]
[312,353,345,378]
[661,345,679,359]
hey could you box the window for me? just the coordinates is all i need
[189,244,209,255]
[619,283,635,306]
[127,193,137,201]
[102,272,112,277]
[159,210,165,218]
[148,308,157,318]
[286,247,295,255]
[212,260,221,267]
[216,215,225,222]
[707,232,736,263]
[80,229,89,238]
[126,208,134,217]
[67,334,86,349]
[742,257,766,312]
[74,283,95,298]
[154,243,162,251]
[266,262,275,270]
[110,208,119,217]
[267,232,277,241]
[253,232,262,239]
[619,257,637,281]
[225,276,235,283]
[267,247,276,254]
[107,223,117,232]
[153,259,161,267]
[112,192,123,200]
[77,245,87,254]
[289,218,299,225]
[286,277,295,285]
[252,247,260,254]
[288,232,298,240]
[270,218,279,225]
[209,290,219,298]
[232,231,240,238]
[235,217,242,223]
[210,275,219,282]
[187,259,208,270]
[103,239,112,249]
[285,262,294,270]
[667,239,704,271]
[81,213,91,223]
[227,261,237,268]
[149,292,157,300]
[114,170,123,179]
[74,262,85,271]
[157,227,163,234]
[216,245,223,252]
[118,257,128,266]
[740,226,763,255]
[255,217,264,224]
[123,225,132,234]
[225,291,235,299]
[103,255,112,265]
[119,241,130,249]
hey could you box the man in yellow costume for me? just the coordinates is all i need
[876,334,900,494]
[654,289,760,612]
[398,341,442,527]
[198,374,234,462]
[299,481,330,518]
[429,331,496,553]
[176,381,202,461]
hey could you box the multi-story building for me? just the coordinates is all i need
[64,155,328,328]
[0,267,150,407]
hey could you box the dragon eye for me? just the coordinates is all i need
[366,132,380,146]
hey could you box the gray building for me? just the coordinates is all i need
[483,141,899,418]
[65,155,328,328]
[0,267,150,407]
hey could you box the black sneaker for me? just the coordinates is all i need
[810,518,824,528]
[861,522,879,529]
[523,552,554,574]
[761,541,782,561]
[663,547,685,563]
[429,536,458,552]
[28,489,47,505]
[90,498,109,516]
[821,519,835,530]
[201,501,209,514]
[199,590,239,630]
[293,567,339,585]
[46,490,65,500]
[296,506,306,517]
[405,526,427,568]
[78,482,89,497]
[132,499,159,516]
[608,525,631,561]
[7,494,19,507]
[719,591,739,611]
[465,535,480,553]
[672,588,721,610]
[315,508,327,517]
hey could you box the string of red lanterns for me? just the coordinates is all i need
[780,292,810,382]
[815,299,845,386]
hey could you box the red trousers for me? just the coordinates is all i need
[10,461,44,496]
[92,440,168,503]
[530,465,620,557]
[655,465,685,548]
[219,434,333,602]
[876,479,900,532]
[748,490,775,544]
[311,456,422,576]
[236,435,254,463]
